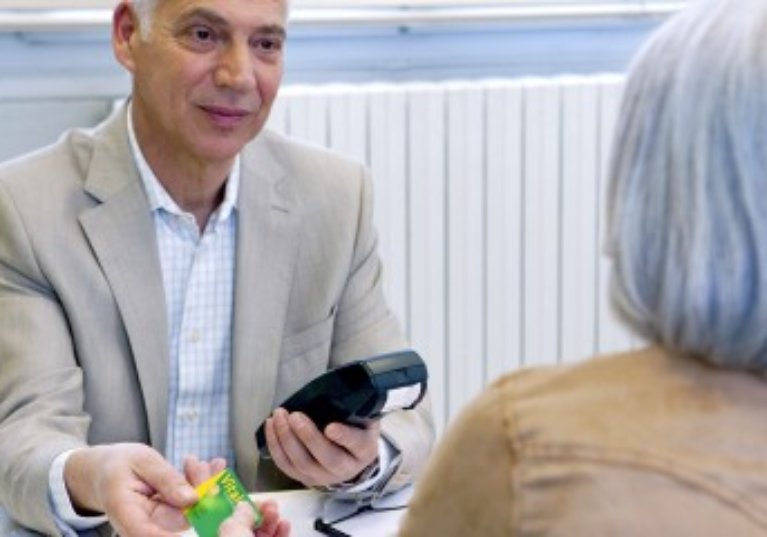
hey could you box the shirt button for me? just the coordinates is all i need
[188,330,201,343]
[181,408,198,422]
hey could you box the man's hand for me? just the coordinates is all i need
[218,501,290,537]
[64,443,218,537]
[264,408,380,487]
[184,454,227,487]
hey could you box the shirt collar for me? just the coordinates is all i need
[126,101,240,221]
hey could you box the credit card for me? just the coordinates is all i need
[184,468,263,537]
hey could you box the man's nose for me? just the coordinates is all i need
[214,42,257,92]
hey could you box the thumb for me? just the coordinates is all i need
[134,450,198,507]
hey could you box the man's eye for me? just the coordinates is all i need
[190,25,216,42]
[253,38,282,52]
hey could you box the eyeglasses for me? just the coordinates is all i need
[314,502,408,537]
[314,451,411,537]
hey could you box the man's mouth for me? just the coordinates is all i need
[199,105,252,127]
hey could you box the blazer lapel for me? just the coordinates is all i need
[231,136,302,486]
[78,109,170,453]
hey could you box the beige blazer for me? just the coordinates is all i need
[0,107,433,534]
[400,347,767,536]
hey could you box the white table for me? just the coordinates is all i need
[0,486,411,536]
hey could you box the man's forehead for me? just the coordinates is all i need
[157,0,287,6]
[157,0,288,19]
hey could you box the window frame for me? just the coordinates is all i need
[0,0,687,33]
[0,0,686,9]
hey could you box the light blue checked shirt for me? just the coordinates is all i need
[129,114,239,471]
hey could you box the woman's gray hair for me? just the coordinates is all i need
[606,0,767,369]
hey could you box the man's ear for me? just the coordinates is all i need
[112,2,141,73]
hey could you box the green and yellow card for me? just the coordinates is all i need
[184,468,263,537]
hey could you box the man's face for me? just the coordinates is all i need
[116,0,287,165]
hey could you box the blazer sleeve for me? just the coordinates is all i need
[0,182,90,536]
[328,167,435,492]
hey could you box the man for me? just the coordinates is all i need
[0,0,433,535]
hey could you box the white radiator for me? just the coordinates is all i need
[268,76,641,431]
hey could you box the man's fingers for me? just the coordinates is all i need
[288,412,341,458]
[210,457,227,475]
[273,410,322,472]
[265,409,382,486]
[324,420,380,463]
[268,409,336,485]
[183,455,207,487]
[109,496,180,537]
[184,456,228,487]
[265,416,302,483]
[132,449,197,507]
[290,416,365,481]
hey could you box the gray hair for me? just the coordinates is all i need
[606,0,767,369]
[128,0,290,39]
[129,0,156,39]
